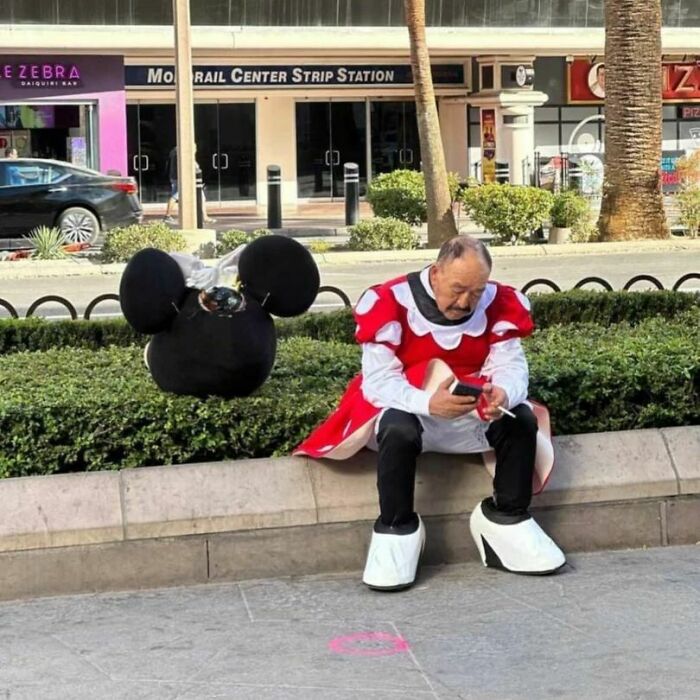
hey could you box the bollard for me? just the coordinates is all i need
[267,165,282,229]
[195,173,205,229]
[344,162,360,226]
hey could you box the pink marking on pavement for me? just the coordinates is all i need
[328,631,410,657]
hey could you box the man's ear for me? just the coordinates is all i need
[119,248,187,334]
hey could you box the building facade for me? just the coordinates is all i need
[0,0,699,209]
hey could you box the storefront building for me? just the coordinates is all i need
[0,55,126,175]
[0,1,698,209]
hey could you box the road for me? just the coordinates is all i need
[0,248,699,319]
[0,544,698,699]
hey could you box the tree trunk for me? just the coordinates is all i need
[598,0,669,240]
[404,0,457,247]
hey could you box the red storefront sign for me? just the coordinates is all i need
[568,59,700,103]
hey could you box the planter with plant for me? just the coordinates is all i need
[549,190,590,244]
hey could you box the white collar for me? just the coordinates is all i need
[390,276,498,350]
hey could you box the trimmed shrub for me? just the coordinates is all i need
[348,217,420,251]
[550,189,590,229]
[366,169,462,225]
[677,186,700,238]
[528,289,700,329]
[460,183,553,245]
[216,228,271,256]
[1,312,697,477]
[0,291,697,356]
[102,222,186,263]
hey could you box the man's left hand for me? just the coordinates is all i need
[481,383,509,421]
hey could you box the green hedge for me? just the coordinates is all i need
[1,312,698,478]
[2,291,696,356]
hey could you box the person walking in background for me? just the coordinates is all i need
[164,145,215,225]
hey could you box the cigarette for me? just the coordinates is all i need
[497,406,517,419]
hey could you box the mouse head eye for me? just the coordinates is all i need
[199,286,246,317]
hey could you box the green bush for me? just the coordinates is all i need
[528,289,700,329]
[1,291,697,356]
[550,189,590,229]
[366,169,426,225]
[460,183,553,245]
[1,312,697,477]
[102,222,186,263]
[677,186,700,238]
[216,228,271,256]
[348,217,419,251]
[366,169,462,225]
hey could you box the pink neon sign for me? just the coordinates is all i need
[0,63,82,88]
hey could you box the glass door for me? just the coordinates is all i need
[370,101,421,178]
[194,102,257,205]
[218,103,256,202]
[127,103,176,204]
[296,101,366,200]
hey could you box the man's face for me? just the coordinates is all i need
[429,254,491,321]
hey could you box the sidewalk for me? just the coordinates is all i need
[2,544,699,699]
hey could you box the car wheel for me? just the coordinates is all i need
[58,207,101,245]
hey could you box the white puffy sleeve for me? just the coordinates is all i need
[481,338,529,409]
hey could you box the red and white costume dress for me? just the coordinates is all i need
[295,268,554,493]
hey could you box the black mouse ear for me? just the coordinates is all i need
[238,235,320,317]
[119,248,187,334]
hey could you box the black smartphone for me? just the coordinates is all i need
[449,378,483,398]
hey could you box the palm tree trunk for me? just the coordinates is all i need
[598,0,669,240]
[404,0,458,247]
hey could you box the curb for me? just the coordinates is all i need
[0,426,697,600]
[1,239,698,279]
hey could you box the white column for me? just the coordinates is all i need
[256,96,298,207]
[172,0,197,229]
[438,99,468,178]
[500,106,536,185]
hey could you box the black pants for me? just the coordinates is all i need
[376,405,538,527]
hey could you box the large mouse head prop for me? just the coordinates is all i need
[119,235,320,398]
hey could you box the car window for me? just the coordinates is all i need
[0,162,71,188]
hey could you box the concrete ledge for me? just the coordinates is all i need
[0,426,697,600]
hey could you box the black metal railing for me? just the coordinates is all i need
[0,274,698,320]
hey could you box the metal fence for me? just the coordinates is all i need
[0,276,698,321]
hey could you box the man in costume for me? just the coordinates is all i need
[296,235,565,590]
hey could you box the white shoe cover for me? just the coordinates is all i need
[470,501,566,574]
[362,516,425,590]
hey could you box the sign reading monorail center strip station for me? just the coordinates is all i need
[125,64,465,88]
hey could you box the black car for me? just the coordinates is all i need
[0,158,143,245]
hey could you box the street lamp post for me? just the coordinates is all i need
[172,0,197,229]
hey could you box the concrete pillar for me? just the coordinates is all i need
[469,91,548,185]
[438,99,468,179]
[173,0,197,229]
[256,96,298,207]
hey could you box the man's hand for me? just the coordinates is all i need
[481,382,509,421]
[429,377,478,419]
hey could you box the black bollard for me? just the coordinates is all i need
[195,173,205,229]
[344,162,360,226]
[267,165,282,230]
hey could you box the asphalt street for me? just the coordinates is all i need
[0,544,699,699]
[1,248,699,320]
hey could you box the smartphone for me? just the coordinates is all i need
[449,378,483,398]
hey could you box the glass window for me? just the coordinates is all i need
[535,123,561,152]
[12,0,58,23]
[131,0,172,25]
[535,107,560,122]
[469,124,481,148]
[561,106,599,121]
[662,120,678,151]
[679,121,700,151]
[3,162,70,187]
[58,0,117,23]
[191,0,230,25]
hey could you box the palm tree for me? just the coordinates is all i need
[404,0,458,246]
[597,0,669,240]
